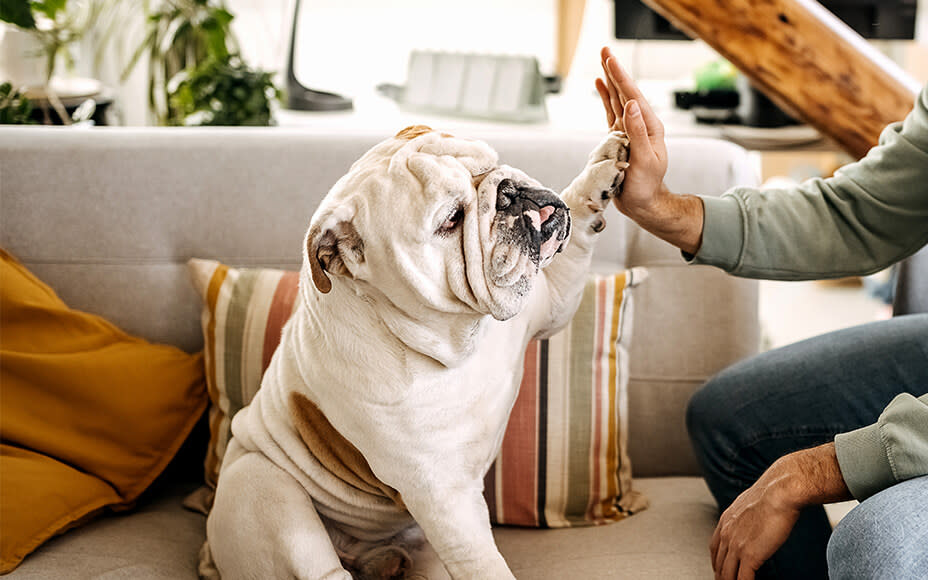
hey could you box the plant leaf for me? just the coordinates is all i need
[33,0,67,20]
[122,27,157,80]
[0,0,36,29]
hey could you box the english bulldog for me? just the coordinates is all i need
[202,125,629,580]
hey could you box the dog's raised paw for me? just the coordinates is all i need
[591,131,629,204]
[573,131,629,228]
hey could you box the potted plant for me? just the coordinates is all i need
[0,0,114,123]
[124,0,279,126]
[169,54,280,126]
[0,81,35,123]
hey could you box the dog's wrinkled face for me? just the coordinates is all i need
[304,125,571,323]
[469,168,570,318]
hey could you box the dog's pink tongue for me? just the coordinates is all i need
[539,205,555,223]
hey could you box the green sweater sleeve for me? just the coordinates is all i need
[693,84,928,279]
[691,86,928,501]
[834,393,928,501]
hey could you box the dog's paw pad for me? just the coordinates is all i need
[590,131,630,164]
[583,131,629,212]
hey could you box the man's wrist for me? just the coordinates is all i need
[767,443,853,510]
[623,185,704,255]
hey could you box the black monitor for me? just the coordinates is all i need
[613,1,689,41]
[822,0,917,40]
[614,0,918,41]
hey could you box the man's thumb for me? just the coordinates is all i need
[623,100,649,150]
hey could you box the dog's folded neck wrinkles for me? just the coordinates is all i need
[298,263,488,370]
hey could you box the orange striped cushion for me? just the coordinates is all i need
[188,259,648,526]
[187,259,300,488]
[485,270,649,527]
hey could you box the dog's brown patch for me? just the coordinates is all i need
[394,125,433,140]
[289,392,404,507]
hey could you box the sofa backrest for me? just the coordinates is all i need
[0,126,760,477]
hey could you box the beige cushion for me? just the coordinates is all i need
[7,477,715,579]
[6,484,205,580]
[495,477,716,579]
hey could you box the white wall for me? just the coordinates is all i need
[279,0,715,97]
[65,0,928,124]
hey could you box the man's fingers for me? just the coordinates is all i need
[737,562,756,580]
[712,534,728,575]
[603,51,664,138]
[599,58,625,124]
[595,78,617,129]
[623,100,652,159]
[720,550,740,580]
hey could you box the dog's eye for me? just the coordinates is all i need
[439,207,465,233]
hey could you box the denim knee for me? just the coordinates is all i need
[826,477,928,579]
[686,373,734,455]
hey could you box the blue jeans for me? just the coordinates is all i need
[827,475,928,579]
[686,314,928,579]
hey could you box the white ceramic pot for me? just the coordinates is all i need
[0,24,48,90]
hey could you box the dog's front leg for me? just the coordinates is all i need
[533,131,629,334]
[401,485,514,580]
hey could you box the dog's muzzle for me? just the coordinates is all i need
[488,178,570,288]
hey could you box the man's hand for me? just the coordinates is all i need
[710,442,853,580]
[594,47,704,255]
[595,47,668,221]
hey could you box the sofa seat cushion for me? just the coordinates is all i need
[494,477,717,579]
[5,477,716,579]
[6,483,206,580]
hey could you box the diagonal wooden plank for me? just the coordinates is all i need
[638,0,920,158]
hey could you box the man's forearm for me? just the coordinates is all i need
[774,443,854,509]
[619,185,705,255]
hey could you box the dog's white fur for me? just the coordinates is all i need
[203,126,629,580]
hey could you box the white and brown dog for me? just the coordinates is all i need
[202,125,629,579]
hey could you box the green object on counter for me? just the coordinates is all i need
[694,59,738,92]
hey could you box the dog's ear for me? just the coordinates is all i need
[306,220,364,294]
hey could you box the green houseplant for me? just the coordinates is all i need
[1,0,124,124]
[169,54,280,126]
[1,0,108,83]
[0,82,35,124]
[125,0,280,126]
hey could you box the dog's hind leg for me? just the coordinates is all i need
[207,444,350,580]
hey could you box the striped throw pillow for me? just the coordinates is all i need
[187,259,648,526]
[485,269,650,527]
[187,259,300,488]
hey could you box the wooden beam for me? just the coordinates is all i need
[637,0,919,158]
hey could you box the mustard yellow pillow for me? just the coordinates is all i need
[0,249,208,573]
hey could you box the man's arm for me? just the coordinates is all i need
[835,392,928,500]
[709,392,928,580]
[598,49,928,279]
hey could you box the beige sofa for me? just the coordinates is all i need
[1,126,760,579]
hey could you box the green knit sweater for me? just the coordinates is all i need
[693,84,928,501]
